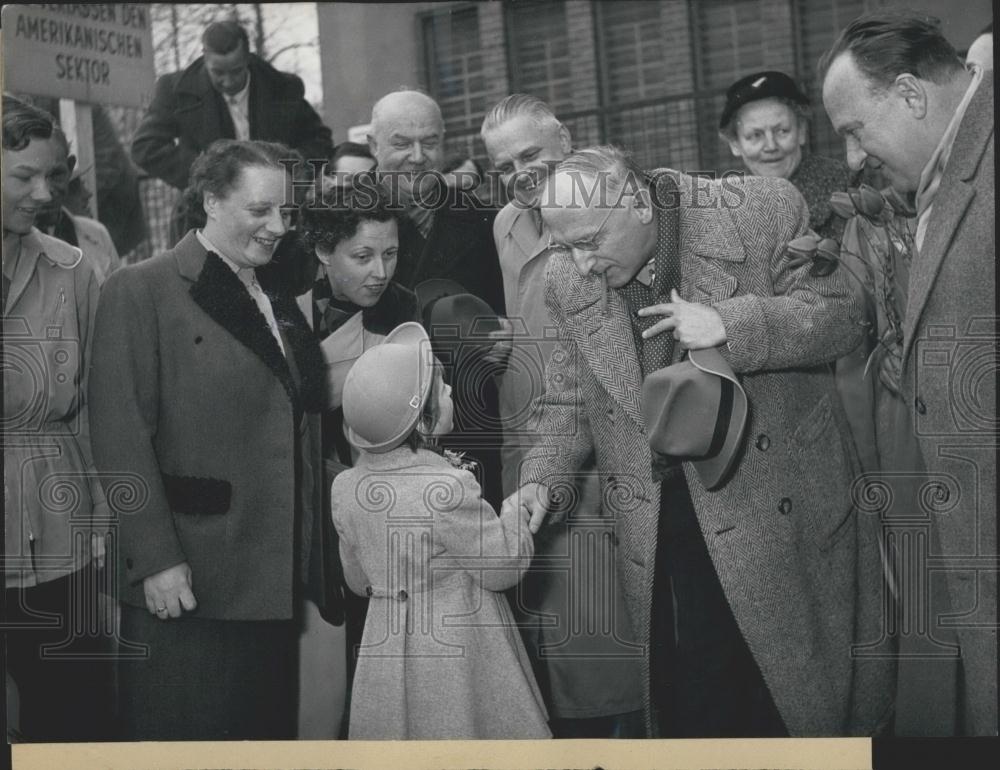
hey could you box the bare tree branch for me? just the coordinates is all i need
[266,41,317,65]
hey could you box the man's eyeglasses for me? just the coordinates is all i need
[547,201,619,253]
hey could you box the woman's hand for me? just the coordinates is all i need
[637,289,727,349]
[143,562,197,620]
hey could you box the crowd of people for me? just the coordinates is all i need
[3,10,995,743]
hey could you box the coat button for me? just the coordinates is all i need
[778,497,792,515]
[365,585,373,597]
[755,434,770,451]
[398,589,408,601]
[915,397,927,415]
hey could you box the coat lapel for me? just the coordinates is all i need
[901,74,993,366]
[175,59,232,145]
[178,233,299,409]
[561,264,645,430]
[272,291,327,414]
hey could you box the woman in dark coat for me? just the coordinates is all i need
[88,139,326,740]
[719,70,857,239]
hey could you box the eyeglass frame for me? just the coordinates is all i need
[545,196,623,253]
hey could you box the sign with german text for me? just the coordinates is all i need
[2,4,155,108]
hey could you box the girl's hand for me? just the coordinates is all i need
[501,483,550,534]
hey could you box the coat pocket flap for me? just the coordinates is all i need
[162,473,232,516]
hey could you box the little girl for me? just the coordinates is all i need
[331,322,551,740]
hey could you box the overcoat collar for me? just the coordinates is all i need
[557,169,742,431]
[567,278,646,430]
[501,205,550,271]
[173,231,326,414]
[174,55,278,140]
[3,228,82,313]
[902,72,994,365]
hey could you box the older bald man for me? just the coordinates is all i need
[366,90,504,314]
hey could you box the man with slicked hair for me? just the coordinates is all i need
[822,9,996,737]
[132,20,333,191]
[481,95,644,737]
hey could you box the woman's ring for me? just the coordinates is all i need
[156,605,167,613]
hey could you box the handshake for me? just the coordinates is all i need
[500,482,550,534]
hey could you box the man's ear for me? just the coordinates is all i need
[366,133,378,157]
[894,73,928,119]
[558,123,572,154]
[630,186,654,225]
[203,190,218,221]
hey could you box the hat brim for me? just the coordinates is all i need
[687,348,748,490]
[346,322,435,453]
[414,279,468,318]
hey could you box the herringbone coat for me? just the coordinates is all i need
[898,72,996,736]
[521,171,894,736]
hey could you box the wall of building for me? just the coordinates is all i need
[317,1,438,143]
[317,0,993,147]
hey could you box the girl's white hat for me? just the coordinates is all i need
[342,322,435,453]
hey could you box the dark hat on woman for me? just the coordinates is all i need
[719,71,810,130]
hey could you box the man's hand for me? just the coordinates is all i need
[637,289,727,349]
[143,562,197,620]
[484,316,514,365]
[500,482,550,534]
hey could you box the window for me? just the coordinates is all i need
[596,1,700,169]
[422,6,489,132]
[507,0,574,115]
[798,0,884,159]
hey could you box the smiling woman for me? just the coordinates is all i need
[719,71,856,238]
[88,138,328,740]
[3,93,115,743]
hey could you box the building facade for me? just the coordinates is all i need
[318,0,991,174]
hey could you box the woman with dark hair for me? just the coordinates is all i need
[88,138,326,740]
[719,71,857,238]
[297,185,419,425]
[292,184,419,736]
[3,93,114,742]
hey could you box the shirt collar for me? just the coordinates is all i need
[915,64,983,216]
[224,72,251,107]
[197,230,250,278]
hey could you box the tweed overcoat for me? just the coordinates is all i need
[331,446,551,739]
[897,72,996,736]
[88,231,325,620]
[492,203,645,719]
[131,54,333,190]
[520,171,894,736]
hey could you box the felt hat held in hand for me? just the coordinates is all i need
[642,347,749,491]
